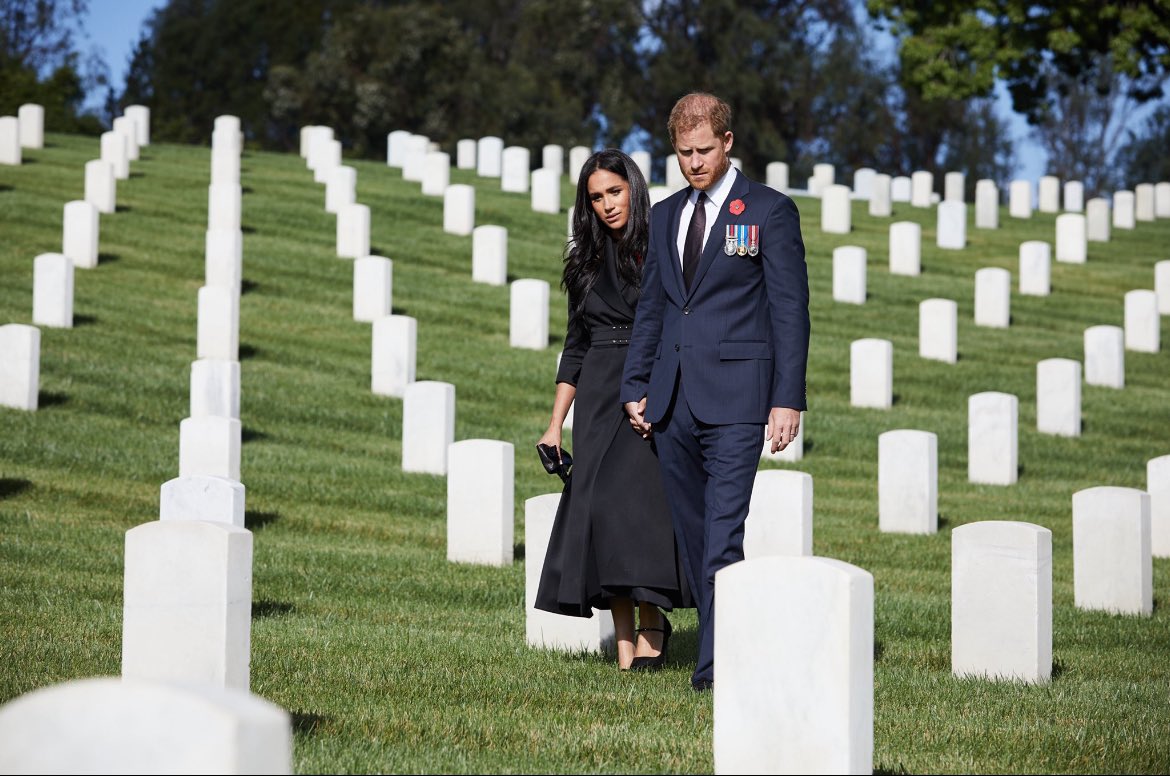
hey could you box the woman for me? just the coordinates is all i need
[534,149,691,671]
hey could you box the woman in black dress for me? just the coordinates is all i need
[535,149,691,671]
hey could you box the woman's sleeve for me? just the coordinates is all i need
[555,295,588,386]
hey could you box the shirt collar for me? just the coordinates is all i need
[692,165,737,211]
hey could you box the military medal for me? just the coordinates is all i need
[748,224,759,256]
[736,224,747,256]
[724,225,737,256]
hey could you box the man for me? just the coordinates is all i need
[621,92,809,692]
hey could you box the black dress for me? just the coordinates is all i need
[535,238,692,617]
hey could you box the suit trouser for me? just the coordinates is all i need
[655,372,764,685]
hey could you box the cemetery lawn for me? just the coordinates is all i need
[2,133,1169,774]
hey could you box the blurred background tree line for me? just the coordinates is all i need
[3,0,1168,195]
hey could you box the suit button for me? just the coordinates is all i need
[683,307,690,315]
[674,344,680,352]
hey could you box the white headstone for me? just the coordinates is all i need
[853,167,876,199]
[1037,175,1060,213]
[17,103,43,149]
[305,126,333,171]
[402,381,455,475]
[910,170,934,207]
[944,171,965,202]
[62,200,99,269]
[123,520,252,689]
[1036,358,1081,437]
[477,136,504,178]
[1009,179,1032,218]
[207,183,241,232]
[666,159,687,191]
[627,150,652,184]
[400,135,428,182]
[160,474,245,526]
[1086,197,1110,242]
[730,157,743,170]
[32,252,74,328]
[1135,183,1155,221]
[869,173,892,217]
[114,115,140,162]
[447,439,514,565]
[336,203,370,259]
[1148,456,1170,558]
[1063,180,1084,212]
[920,298,959,360]
[531,167,560,214]
[0,324,39,411]
[648,186,671,206]
[443,184,475,235]
[951,521,1052,683]
[1055,213,1087,263]
[386,129,411,167]
[850,338,892,409]
[84,159,116,214]
[100,130,129,179]
[353,256,392,323]
[0,678,291,774]
[0,116,20,165]
[766,161,789,193]
[540,144,563,176]
[888,221,921,276]
[821,184,851,234]
[196,285,239,362]
[744,470,813,558]
[1018,241,1051,296]
[974,268,1010,329]
[1124,289,1159,353]
[568,146,590,184]
[1156,182,1170,218]
[179,416,241,481]
[210,146,239,186]
[713,557,873,775]
[421,151,450,197]
[878,430,937,534]
[205,229,242,293]
[472,225,508,286]
[1113,190,1135,229]
[811,163,834,197]
[832,246,866,305]
[501,146,530,193]
[1155,260,1170,314]
[525,493,615,651]
[125,104,150,145]
[974,179,999,229]
[456,138,476,170]
[325,165,356,214]
[937,201,966,249]
[1073,486,1152,615]
[190,358,240,420]
[1083,325,1124,388]
[510,278,549,350]
[371,315,416,398]
[968,392,1018,485]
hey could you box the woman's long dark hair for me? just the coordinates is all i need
[563,149,650,333]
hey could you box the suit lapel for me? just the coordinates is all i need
[664,192,689,301]
[687,169,750,298]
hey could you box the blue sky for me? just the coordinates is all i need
[79,0,1054,182]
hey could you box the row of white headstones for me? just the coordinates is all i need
[0,107,292,774]
[0,116,1165,774]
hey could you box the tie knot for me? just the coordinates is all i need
[695,191,707,205]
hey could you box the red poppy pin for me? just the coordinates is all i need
[729,199,745,215]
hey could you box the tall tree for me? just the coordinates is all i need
[1114,102,1170,186]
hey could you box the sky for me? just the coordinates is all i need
[78,0,1057,183]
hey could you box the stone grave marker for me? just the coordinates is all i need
[821,184,851,234]
[402,381,455,475]
[501,146,530,193]
[125,104,150,145]
[0,116,20,165]
[878,429,937,534]
[568,146,590,183]
[1086,197,1110,242]
[1038,175,1060,212]
[920,298,959,360]
[1073,486,1152,615]
[1055,213,1087,263]
[944,171,965,202]
[1135,183,1155,221]
[205,229,243,294]
[832,246,866,304]
[1064,180,1084,212]
[207,183,242,233]
[160,474,245,526]
[353,256,392,323]
[1083,325,1124,388]
[114,115,140,162]
[743,470,813,558]
[421,151,450,197]
[937,201,966,249]
[1018,241,1051,296]
[197,285,239,362]
[852,167,875,199]
[974,268,1010,329]
[179,416,242,481]
[336,203,370,259]
[386,129,411,167]
[850,338,892,409]
[32,253,73,328]
[1156,182,1170,218]
[1009,179,1032,218]
[974,179,999,229]
[1148,456,1170,558]
[766,161,788,192]
[531,167,560,214]
[472,225,508,286]
[443,184,475,236]
[0,324,39,411]
[1124,290,1159,353]
[84,159,116,214]
[477,136,504,178]
[869,173,892,217]
[456,138,476,170]
[447,439,514,565]
[911,170,934,207]
[325,165,356,214]
[1036,358,1081,437]
[542,144,564,175]
[968,392,1018,485]
[810,163,834,197]
[190,358,240,420]
[1113,190,1135,229]
[371,315,416,398]
[400,135,429,182]
[1155,260,1170,314]
[510,279,550,350]
[17,103,43,149]
[631,150,651,184]
[62,200,99,269]
[888,221,921,276]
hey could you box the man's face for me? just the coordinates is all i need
[673,122,733,191]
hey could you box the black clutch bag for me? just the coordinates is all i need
[536,443,573,483]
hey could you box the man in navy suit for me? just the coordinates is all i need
[621,92,809,691]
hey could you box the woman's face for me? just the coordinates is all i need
[587,168,631,236]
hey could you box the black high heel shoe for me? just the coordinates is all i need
[629,615,671,671]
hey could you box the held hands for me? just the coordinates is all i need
[767,407,801,454]
[624,398,653,439]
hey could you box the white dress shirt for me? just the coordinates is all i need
[675,166,738,268]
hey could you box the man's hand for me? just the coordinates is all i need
[624,398,652,438]
[766,407,801,453]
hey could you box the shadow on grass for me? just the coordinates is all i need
[252,600,294,618]
[238,343,259,360]
[73,314,97,326]
[38,390,68,408]
[547,332,563,347]
[0,478,33,500]
[241,426,269,443]
[937,513,950,529]
[874,639,885,662]
[241,225,256,234]
[98,252,120,265]
[391,305,409,316]
[245,510,281,530]
[874,763,910,775]
[241,279,259,295]
[291,711,329,736]
[1052,655,1066,680]
[242,186,254,194]
[129,171,145,179]
[513,542,525,561]
[114,205,132,214]
[0,184,11,192]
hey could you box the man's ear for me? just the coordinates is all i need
[723,131,734,153]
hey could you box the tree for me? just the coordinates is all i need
[1112,102,1170,188]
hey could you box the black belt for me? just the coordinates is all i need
[590,324,633,347]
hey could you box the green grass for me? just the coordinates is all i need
[2,133,1169,773]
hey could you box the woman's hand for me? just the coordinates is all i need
[537,427,562,453]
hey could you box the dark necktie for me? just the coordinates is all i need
[682,191,707,291]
